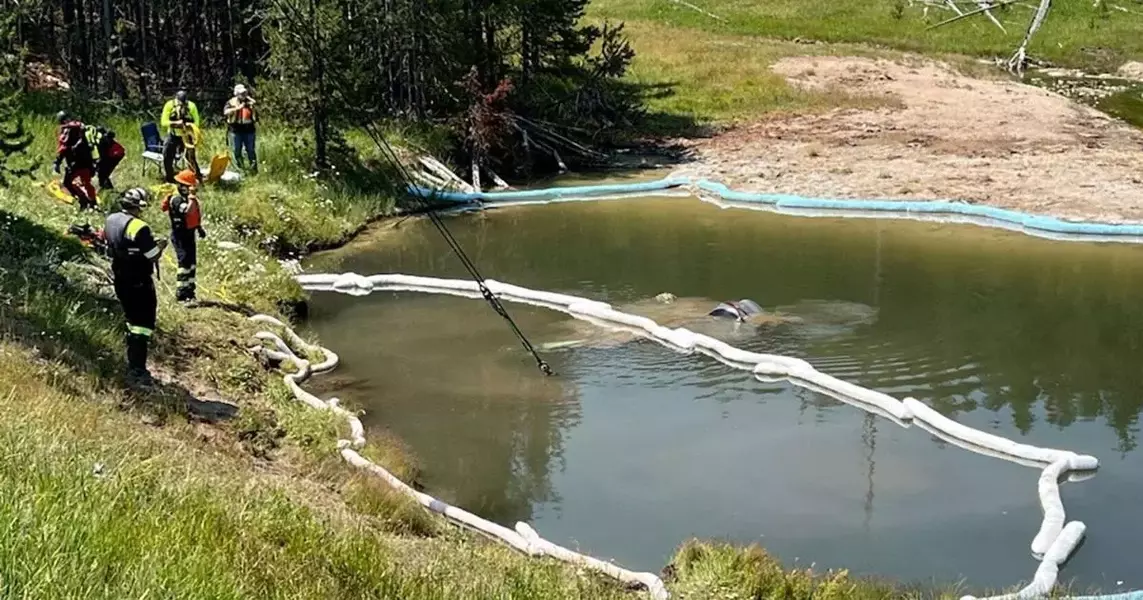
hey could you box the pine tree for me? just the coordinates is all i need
[261,0,353,168]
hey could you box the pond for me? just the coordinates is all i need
[303,192,1143,593]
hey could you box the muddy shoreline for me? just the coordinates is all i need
[671,56,1143,224]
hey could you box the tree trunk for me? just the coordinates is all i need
[483,13,496,83]
[62,0,78,83]
[521,23,530,86]
[77,0,92,89]
[102,0,116,96]
[311,0,327,167]
[222,0,236,81]
[138,0,150,103]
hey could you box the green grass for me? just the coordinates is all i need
[610,21,899,127]
[666,541,959,600]
[590,0,1143,71]
[0,347,642,599]
[586,0,1142,127]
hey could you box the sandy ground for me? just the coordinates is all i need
[675,56,1143,223]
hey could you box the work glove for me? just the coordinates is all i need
[197,227,207,240]
[53,160,61,174]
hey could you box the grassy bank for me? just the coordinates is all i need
[586,0,1142,127]
[0,342,639,598]
[589,0,1143,70]
[605,21,900,127]
[0,96,975,597]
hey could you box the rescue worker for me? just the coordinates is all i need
[53,111,98,210]
[160,90,201,183]
[162,169,207,303]
[102,188,168,385]
[85,124,125,190]
[223,83,258,172]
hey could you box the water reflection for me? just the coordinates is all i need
[305,196,1143,588]
[307,294,578,523]
[315,198,1143,450]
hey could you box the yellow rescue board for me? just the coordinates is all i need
[46,179,75,204]
[206,153,230,184]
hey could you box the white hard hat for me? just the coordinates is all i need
[234,84,247,95]
[121,187,149,209]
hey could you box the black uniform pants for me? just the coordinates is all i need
[172,229,197,301]
[162,133,185,183]
[113,276,157,371]
[96,138,122,188]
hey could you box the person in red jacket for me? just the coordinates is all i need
[162,169,207,303]
[86,125,126,190]
[53,111,97,210]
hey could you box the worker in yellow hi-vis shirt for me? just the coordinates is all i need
[160,90,201,184]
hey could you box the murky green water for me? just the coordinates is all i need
[305,195,1143,592]
[1100,88,1143,129]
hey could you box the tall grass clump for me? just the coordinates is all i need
[667,540,959,600]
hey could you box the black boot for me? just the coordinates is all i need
[125,333,154,386]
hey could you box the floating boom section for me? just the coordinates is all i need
[407,176,1143,244]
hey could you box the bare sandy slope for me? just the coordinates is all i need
[675,56,1143,223]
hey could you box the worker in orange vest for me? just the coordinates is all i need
[162,169,207,303]
[223,84,258,173]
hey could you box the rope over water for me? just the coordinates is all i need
[362,122,553,376]
[265,0,551,376]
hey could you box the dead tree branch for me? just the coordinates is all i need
[975,0,1009,31]
[926,0,1019,30]
[1008,0,1052,74]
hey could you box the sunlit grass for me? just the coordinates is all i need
[0,348,641,599]
[668,540,962,600]
[589,0,1143,71]
[585,0,1141,126]
[610,21,897,128]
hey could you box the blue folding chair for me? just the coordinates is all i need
[140,121,170,176]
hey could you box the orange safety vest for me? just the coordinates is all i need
[226,97,257,126]
[162,193,202,230]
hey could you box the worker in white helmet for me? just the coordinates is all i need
[223,83,258,173]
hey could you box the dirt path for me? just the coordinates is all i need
[674,56,1143,223]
